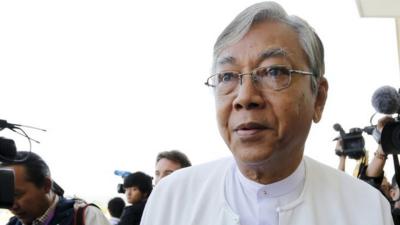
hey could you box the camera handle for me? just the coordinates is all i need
[393,154,400,188]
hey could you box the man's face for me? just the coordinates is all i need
[215,20,327,174]
[155,158,182,185]
[9,165,51,224]
[390,185,400,208]
[125,186,144,204]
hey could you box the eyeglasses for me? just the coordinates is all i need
[204,65,314,95]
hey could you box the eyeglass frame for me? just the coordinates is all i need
[204,64,315,92]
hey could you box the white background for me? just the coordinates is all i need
[0,0,399,215]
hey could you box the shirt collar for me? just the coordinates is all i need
[236,159,305,198]
[30,194,59,225]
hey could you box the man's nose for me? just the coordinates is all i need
[233,75,265,110]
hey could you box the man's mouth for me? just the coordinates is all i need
[234,122,268,136]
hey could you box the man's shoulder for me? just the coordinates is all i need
[150,156,233,202]
[305,156,365,182]
[158,157,234,186]
[304,156,387,200]
[5,217,21,225]
[141,158,234,225]
[301,156,393,224]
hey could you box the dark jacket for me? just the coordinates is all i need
[118,201,146,225]
[7,198,76,225]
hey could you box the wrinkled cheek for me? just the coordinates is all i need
[292,93,314,135]
[295,93,307,115]
[215,98,232,145]
[294,92,312,118]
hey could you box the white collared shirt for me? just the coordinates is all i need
[225,160,305,225]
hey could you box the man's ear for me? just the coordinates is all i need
[43,177,52,193]
[313,77,328,123]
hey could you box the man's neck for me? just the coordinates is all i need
[236,153,303,184]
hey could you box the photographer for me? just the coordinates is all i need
[335,117,392,191]
[0,151,110,225]
[335,139,347,172]
[335,116,400,224]
[390,175,400,225]
[355,117,394,197]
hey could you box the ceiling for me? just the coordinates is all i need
[356,0,400,70]
[356,0,400,17]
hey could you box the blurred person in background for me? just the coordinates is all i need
[154,150,191,185]
[108,197,125,225]
[391,175,400,224]
[1,151,110,225]
[118,172,152,225]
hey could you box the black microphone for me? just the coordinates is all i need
[0,119,46,132]
[0,119,46,144]
[0,120,16,130]
[371,85,400,114]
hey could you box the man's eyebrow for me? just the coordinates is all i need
[216,48,288,66]
[216,56,236,66]
[258,48,288,61]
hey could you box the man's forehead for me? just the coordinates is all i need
[10,165,30,181]
[156,158,182,168]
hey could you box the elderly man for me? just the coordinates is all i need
[140,2,393,225]
[2,151,110,225]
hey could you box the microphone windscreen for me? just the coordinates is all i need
[0,137,17,160]
[371,86,400,114]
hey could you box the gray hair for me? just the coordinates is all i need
[212,1,324,94]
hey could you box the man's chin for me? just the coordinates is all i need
[233,151,274,167]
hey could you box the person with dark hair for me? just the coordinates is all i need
[390,175,400,224]
[108,197,125,225]
[155,150,191,185]
[1,151,110,225]
[118,171,152,225]
[140,1,393,225]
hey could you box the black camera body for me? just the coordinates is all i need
[0,169,14,208]
[381,117,400,155]
[117,183,125,194]
[0,119,45,209]
[0,137,16,208]
[334,124,366,160]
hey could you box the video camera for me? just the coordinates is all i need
[333,123,370,160]
[335,85,400,158]
[0,137,15,208]
[0,119,46,209]
[114,170,131,194]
